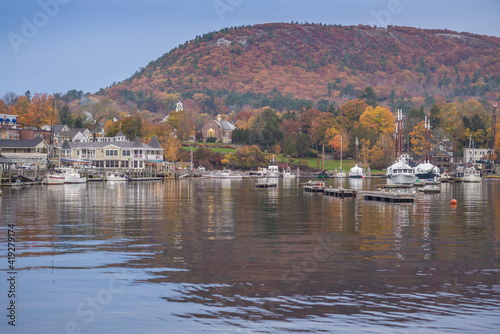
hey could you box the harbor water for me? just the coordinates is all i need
[1,178,499,333]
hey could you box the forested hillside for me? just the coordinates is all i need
[102,22,499,114]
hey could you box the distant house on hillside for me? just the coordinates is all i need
[201,115,236,143]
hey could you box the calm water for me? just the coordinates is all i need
[1,178,499,333]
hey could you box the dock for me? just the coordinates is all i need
[418,186,441,193]
[256,182,277,188]
[360,190,416,203]
[304,184,325,192]
[324,187,357,198]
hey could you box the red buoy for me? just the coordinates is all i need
[451,199,457,206]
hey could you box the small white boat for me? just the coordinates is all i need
[106,173,129,181]
[249,167,267,177]
[43,173,65,185]
[348,164,364,178]
[336,171,347,178]
[267,163,280,178]
[62,168,86,184]
[389,158,417,185]
[462,167,481,183]
[210,169,243,179]
[282,167,296,178]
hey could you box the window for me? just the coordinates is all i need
[207,128,215,138]
[105,150,118,156]
[122,150,130,157]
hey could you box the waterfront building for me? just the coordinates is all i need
[57,134,163,169]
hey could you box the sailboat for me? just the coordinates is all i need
[337,135,346,178]
[349,137,364,178]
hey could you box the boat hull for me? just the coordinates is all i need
[267,172,280,178]
[64,173,86,184]
[391,173,417,185]
[462,175,481,183]
[43,174,65,185]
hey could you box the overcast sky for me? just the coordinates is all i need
[1,0,499,98]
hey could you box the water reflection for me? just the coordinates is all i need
[1,180,499,333]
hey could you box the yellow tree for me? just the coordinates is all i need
[409,121,426,158]
[161,134,181,162]
[339,99,368,131]
[359,139,371,164]
[18,93,56,128]
[360,106,395,135]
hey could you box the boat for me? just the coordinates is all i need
[61,168,86,184]
[43,172,65,185]
[415,162,440,180]
[249,167,267,177]
[348,164,364,178]
[106,173,129,181]
[282,167,296,178]
[389,158,417,185]
[210,169,243,179]
[267,159,280,178]
[462,167,481,183]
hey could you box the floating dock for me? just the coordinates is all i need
[360,190,416,203]
[418,187,441,193]
[256,182,277,188]
[324,187,357,198]
[304,184,325,192]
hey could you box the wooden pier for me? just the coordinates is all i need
[304,184,325,192]
[324,187,357,198]
[360,190,416,203]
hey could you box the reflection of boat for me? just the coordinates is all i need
[210,169,243,179]
[282,167,296,178]
[389,158,417,185]
[43,173,65,185]
[106,173,129,181]
[415,162,440,180]
[348,164,364,178]
[462,167,481,182]
[62,168,86,184]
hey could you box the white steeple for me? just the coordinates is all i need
[176,95,183,112]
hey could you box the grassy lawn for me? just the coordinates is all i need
[183,146,384,173]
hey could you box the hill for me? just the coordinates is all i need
[101,23,500,114]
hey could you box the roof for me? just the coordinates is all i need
[115,131,125,137]
[214,120,236,131]
[148,135,161,148]
[0,138,45,148]
[60,139,162,151]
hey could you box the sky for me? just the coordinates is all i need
[1,0,499,99]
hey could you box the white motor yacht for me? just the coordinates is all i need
[389,158,417,185]
[462,167,481,182]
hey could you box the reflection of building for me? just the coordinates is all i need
[201,115,236,143]
[58,135,163,169]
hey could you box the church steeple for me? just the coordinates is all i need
[176,95,183,112]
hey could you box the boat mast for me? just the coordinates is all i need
[340,135,343,172]
[322,140,325,171]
